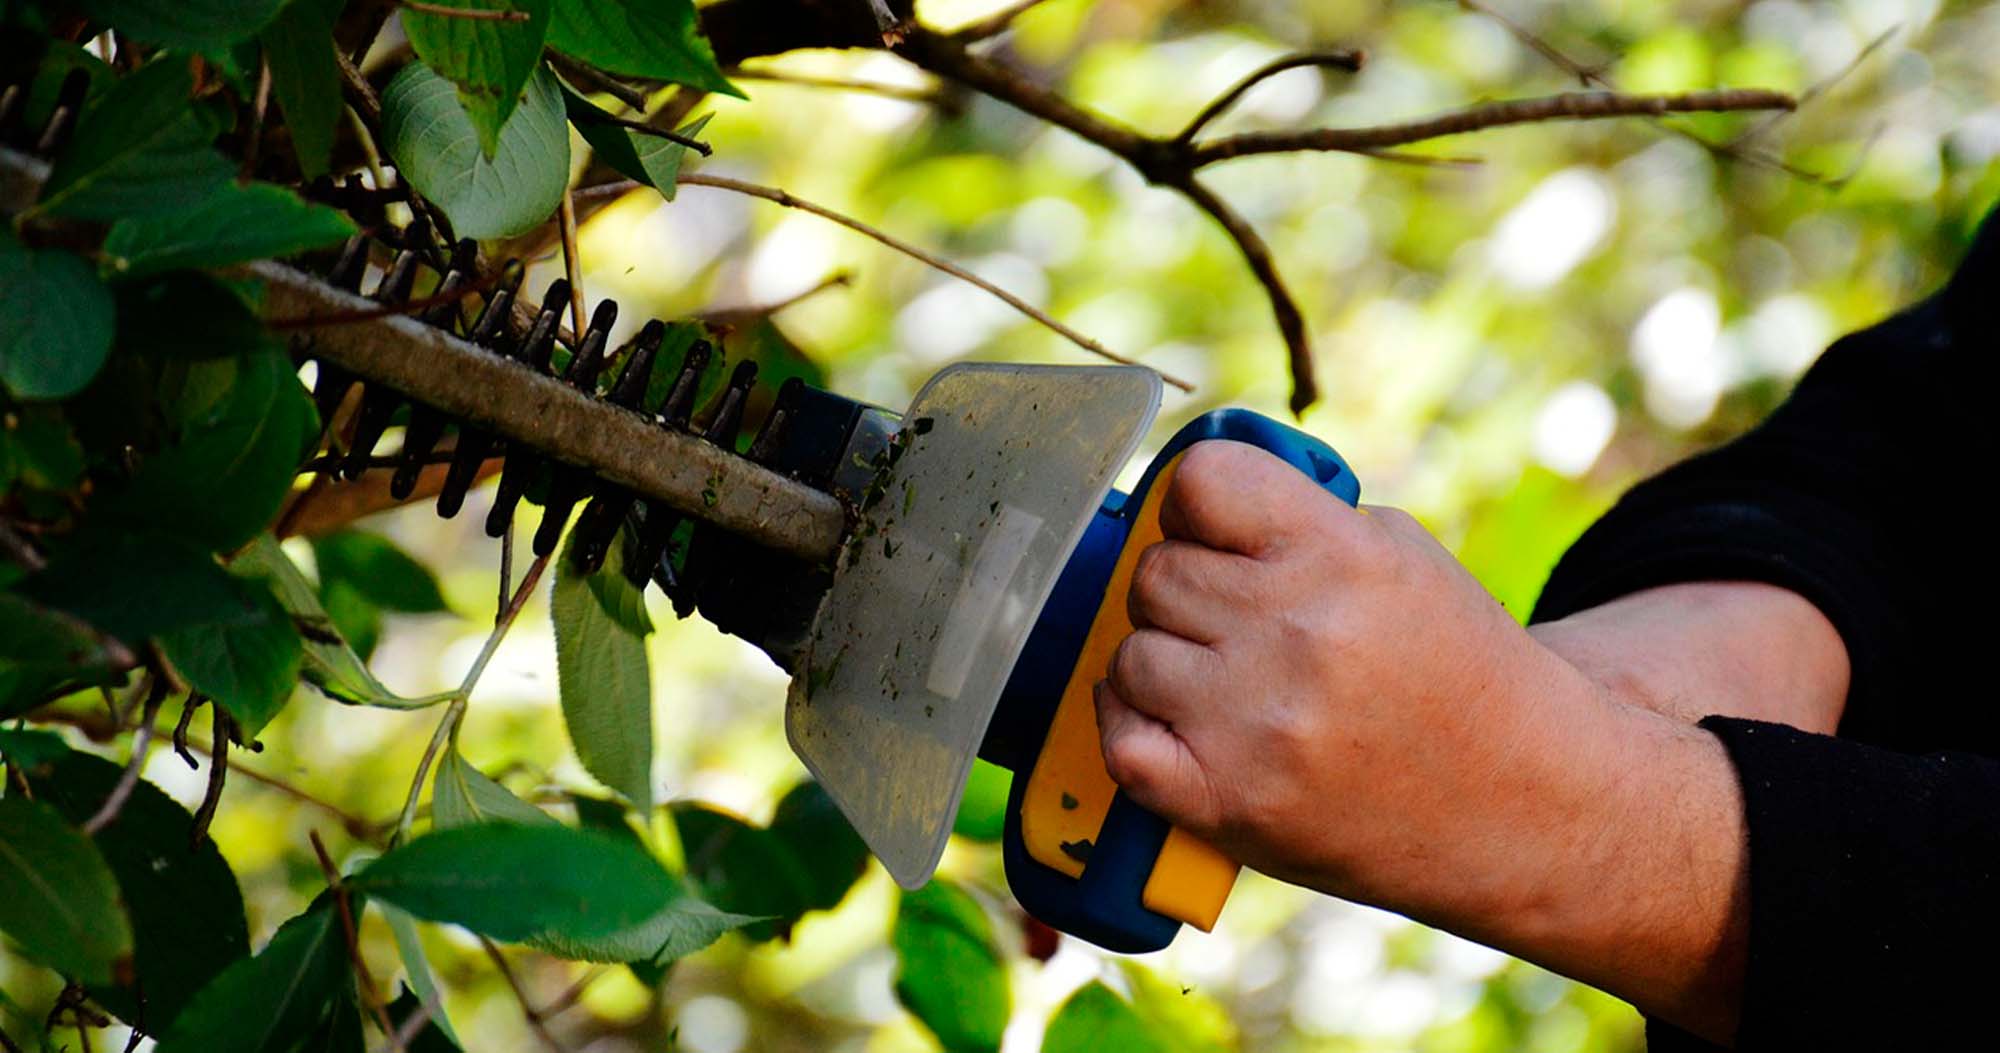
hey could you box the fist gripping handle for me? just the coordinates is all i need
[991,410,1360,953]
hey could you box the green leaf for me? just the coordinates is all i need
[382,913,463,1049]
[382,61,571,238]
[0,405,85,492]
[1117,961,1234,1053]
[153,901,350,1053]
[1042,982,1166,1053]
[94,344,318,553]
[0,795,133,985]
[320,580,383,661]
[36,58,233,222]
[0,593,120,719]
[768,780,869,913]
[401,0,553,156]
[79,0,291,50]
[0,233,115,400]
[893,881,1010,1053]
[351,823,683,946]
[311,531,450,613]
[430,747,559,829]
[562,87,709,202]
[112,271,268,360]
[387,986,463,1053]
[102,182,355,277]
[259,0,342,179]
[0,727,69,770]
[156,572,303,737]
[952,757,1010,842]
[671,803,818,942]
[21,529,252,640]
[24,42,113,132]
[231,535,456,711]
[553,528,654,810]
[548,0,742,97]
[28,749,252,1031]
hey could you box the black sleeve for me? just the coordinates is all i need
[1532,208,1997,1049]
[1696,717,2000,1048]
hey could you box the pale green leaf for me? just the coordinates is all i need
[553,529,654,810]
[1042,982,1167,1053]
[381,906,463,1048]
[430,747,559,829]
[382,62,571,239]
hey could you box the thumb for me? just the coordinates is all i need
[1158,440,1340,557]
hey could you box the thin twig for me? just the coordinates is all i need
[189,706,231,847]
[726,66,948,106]
[557,190,586,342]
[479,938,569,1053]
[573,109,713,154]
[1189,89,1795,163]
[243,54,274,180]
[401,0,529,21]
[172,694,204,768]
[1174,50,1366,145]
[950,0,1053,42]
[546,52,650,110]
[700,271,853,320]
[82,675,167,835]
[0,521,46,572]
[663,173,1197,391]
[311,831,401,1047]
[392,553,550,843]
[1178,179,1316,413]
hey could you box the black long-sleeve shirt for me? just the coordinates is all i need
[1531,208,1997,1050]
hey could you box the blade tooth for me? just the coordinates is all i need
[518,281,569,371]
[659,341,712,429]
[421,263,522,517]
[327,233,372,292]
[744,376,802,463]
[562,298,620,393]
[340,243,432,479]
[568,321,670,573]
[606,320,664,409]
[0,82,25,141]
[629,505,683,590]
[702,360,759,444]
[531,471,587,555]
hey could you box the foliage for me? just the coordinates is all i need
[1,0,1993,1050]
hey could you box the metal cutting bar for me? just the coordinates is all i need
[1,146,850,564]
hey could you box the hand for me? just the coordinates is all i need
[1094,440,1751,1042]
[1094,440,1599,903]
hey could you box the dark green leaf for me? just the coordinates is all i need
[382,62,570,238]
[20,529,248,640]
[671,803,817,942]
[893,881,1009,1053]
[768,780,869,913]
[0,405,84,493]
[311,531,450,613]
[24,43,113,132]
[231,535,456,711]
[156,572,302,737]
[79,0,291,49]
[112,271,268,360]
[320,580,383,661]
[0,593,120,719]
[153,902,349,1053]
[1041,982,1166,1053]
[548,0,741,97]
[94,344,318,553]
[0,795,133,985]
[102,182,355,277]
[351,823,682,947]
[301,988,367,1053]
[563,87,709,202]
[29,749,251,1031]
[36,58,233,222]
[553,528,653,810]
[401,0,552,156]
[0,727,68,770]
[430,747,558,829]
[259,0,343,179]
[0,232,114,400]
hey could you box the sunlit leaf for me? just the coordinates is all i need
[311,531,451,613]
[153,900,350,1053]
[893,880,1009,1053]
[0,795,133,986]
[382,912,463,1049]
[430,747,559,829]
[382,62,570,238]
[401,0,552,156]
[1042,982,1166,1053]
[232,535,456,711]
[547,0,741,97]
[553,528,654,810]
[29,749,251,1031]
[351,824,682,946]
[0,231,114,400]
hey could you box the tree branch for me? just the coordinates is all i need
[726,66,952,108]
[1176,178,1316,413]
[1188,89,1795,164]
[1174,50,1365,145]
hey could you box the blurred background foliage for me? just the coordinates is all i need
[8,0,1999,1050]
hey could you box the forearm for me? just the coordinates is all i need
[1365,672,1750,1045]
[1529,581,1848,733]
